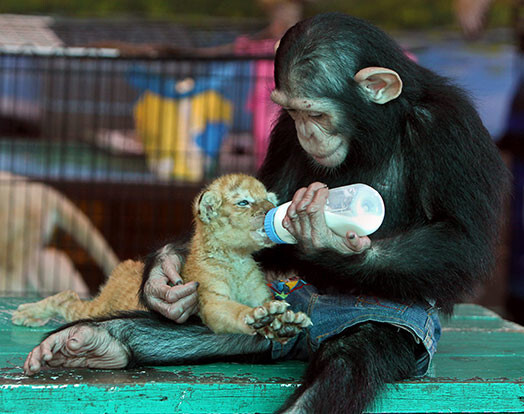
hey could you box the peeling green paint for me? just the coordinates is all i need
[1,299,524,413]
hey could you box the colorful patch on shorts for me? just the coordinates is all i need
[268,277,308,300]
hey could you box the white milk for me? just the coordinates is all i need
[264,183,385,244]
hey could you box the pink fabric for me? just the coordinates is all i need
[234,36,280,167]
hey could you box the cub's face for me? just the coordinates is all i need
[195,174,278,250]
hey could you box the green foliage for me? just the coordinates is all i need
[308,0,512,30]
[0,0,513,29]
[0,0,258,19]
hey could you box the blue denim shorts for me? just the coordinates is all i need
[268,278,441,376]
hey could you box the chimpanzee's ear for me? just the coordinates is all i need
[354,67,403,104]
[198,191,222,223]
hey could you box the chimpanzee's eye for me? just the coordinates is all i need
[237,200,250,207]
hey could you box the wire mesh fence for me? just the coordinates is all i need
[0,48,276,296]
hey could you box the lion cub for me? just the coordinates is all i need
[13,174,311,342]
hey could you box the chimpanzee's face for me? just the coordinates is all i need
[271,89,349,168]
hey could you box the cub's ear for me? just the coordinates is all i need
[268,192,279,207]
[354,67,402,104]
[198,191,222,223]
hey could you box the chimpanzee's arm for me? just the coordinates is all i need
[294,223,479,307]
[257,110,509,309]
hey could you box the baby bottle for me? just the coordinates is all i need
[263,183,385,244]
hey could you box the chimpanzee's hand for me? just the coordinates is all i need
[283,182,371,254]
[143,250,199,322]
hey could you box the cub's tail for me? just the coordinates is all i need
[64,259,145,320]
[12,260,145,327]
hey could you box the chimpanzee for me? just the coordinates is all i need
[24,13,509,414]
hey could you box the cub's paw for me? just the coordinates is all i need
[12,302,51,327]
[244,300,290,330]
[11,290,77,327]
[262,310,312,344]
[244,300,312,344]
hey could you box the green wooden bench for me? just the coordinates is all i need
[1,297,524,413]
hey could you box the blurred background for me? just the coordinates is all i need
[0,0,521,322]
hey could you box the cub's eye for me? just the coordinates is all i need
[308,112,324,118]
[236,200,250,207]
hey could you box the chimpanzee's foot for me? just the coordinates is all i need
[23,323,129,376]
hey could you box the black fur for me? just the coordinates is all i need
[46,13,510,414]
[258,13,509,312]
[252,15,509,411]
[275,324,417,413]
[250,14,509,412]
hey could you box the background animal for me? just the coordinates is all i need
[0,172,119,297]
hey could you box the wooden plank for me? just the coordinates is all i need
[429,354,524,379]
[436,331,524,359]
[441,317,522,331]
[451,303,503,319]
[1,298,524,413]
[1,367,524,413]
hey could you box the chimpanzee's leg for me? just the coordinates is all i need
[277,322,418,414]
[24,312,272,375]
[112,313,273,366]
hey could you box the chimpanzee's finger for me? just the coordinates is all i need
[297,182,328,213]
[161,256,183,286]
[286,187,307,220]
[344,232,372,253]
[174,302,199,323]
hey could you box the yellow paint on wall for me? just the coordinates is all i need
[134,90,232,181]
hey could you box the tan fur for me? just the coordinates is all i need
[13,174,310,339]
[12,260,145,326]
[183,173,278,334]
[0,172,119,296]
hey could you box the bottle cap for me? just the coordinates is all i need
[264,207,287,244]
